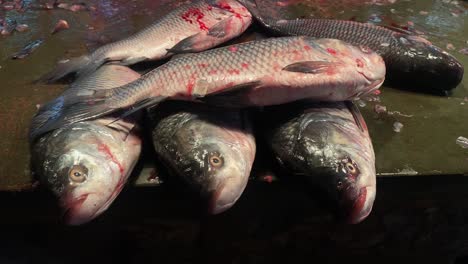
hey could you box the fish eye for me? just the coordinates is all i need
[69,165,88,184]
[346,163,357,174]
[359,45,372,54]
[209,153,224,168]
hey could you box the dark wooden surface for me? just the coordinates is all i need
[1,174,468,264]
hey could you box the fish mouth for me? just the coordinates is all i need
[207,181,240,215]
[345,186,373,224]
[62,194,90,225]
[61,178,126,226]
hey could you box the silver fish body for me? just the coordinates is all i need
[31,36,385,138]
[38,0,252,83]
[30,65,142,225]
[241,0,463,93]
[262,101,376,224]
[149,101,256,214]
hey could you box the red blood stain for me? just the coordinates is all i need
[199,63,208,68]
[292,50,302,60]
[356,58,364,68]
[228,69,240,75]
[303,45,312,51]
[185,65,191,70]
[373,89,381,95]
[181,8,209,31]
[326,68,336,75]
[208,70,218,75]
[263,175,273,183]
[229,46,238,52]
[97,143,124,174]
[217,2,242,18]
[207,6,213,10]
[327,48,337,55]
[186,76,196,96]
[241,63,249,69]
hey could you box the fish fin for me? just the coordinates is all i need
[166,15,237,54]
[119,56,149,66]
[282,61,338,74]
[29,96,116,142]
[170,53,195,61]
[35,55,91,84]
[206,16,236,38]
[382,25,417,35]
[166,34,202,54]
[345,101,368,133]
[199,81,262,107]
[106,97,166,126]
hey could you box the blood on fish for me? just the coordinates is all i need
[228,69,240,75]
[229,46,238,52]
[326,68,336,75]
[303,45,312,51]
[207,6,212,10]
[356,59,364,68]
[97,143,124,174]
[292,50,302,60]
[199,63,208,68]
[217,2,242,19]
[181,8,209,31]
[185,65,191,70]
[186,76,196,96]
[208,70,217,75]
[241,63,249,69]
[327,48,337,55]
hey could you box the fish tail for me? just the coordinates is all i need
[35,49,115,84]
[29,84,166,142]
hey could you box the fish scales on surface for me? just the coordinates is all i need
[240,0,463,93]
[37,0,252,83]
[261,100,376,224]
[29,36,386,139]
[30,65,143,226]
[149,101,256,214]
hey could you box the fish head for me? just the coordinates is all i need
[178,124,254,215]
[33,123,136,225]
[388,34,464,92]
[299,112,376,224]
[316,39,386,96]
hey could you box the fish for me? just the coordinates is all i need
[240,0,464,93]
[29,36,386,140]
[30,65,143,225]
[11,39,44,59]
[260,100,376,224]
[148,101,256,214]
[37,0,252,83]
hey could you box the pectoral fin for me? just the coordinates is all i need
[345,101,368,133]
[282,61,339,74]
[199,81,262,107]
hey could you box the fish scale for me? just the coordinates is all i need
[38,0,252,83]
[29,36,385,139]
[239,0,464,92]
[110,37,378,105]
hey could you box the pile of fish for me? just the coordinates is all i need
[28,0,463,225]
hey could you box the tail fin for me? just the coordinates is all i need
[35,52,112,84]
[35,55,91,84]
[28,91,116,142]
[29,88,166,142]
